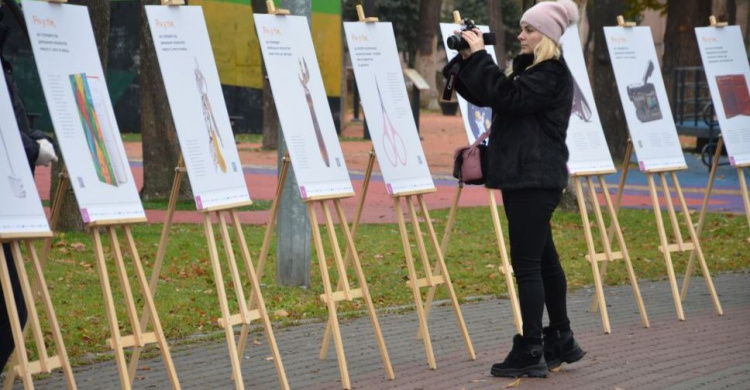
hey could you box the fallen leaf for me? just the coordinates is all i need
[265,356,274,361]
[251,338,262,346]
[505,378,521,388]
[274,309,289,318]
[70,242,86,251]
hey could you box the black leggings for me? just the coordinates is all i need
[502,188,570,343]
[1,243,28,370]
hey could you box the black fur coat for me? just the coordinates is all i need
[445,51,573,190]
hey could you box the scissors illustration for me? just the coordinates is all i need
[299,57,330,167]
[195,57,227,173]
[374,75,407,167]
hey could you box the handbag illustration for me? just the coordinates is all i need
[626,60,663,123]
[453,127,490,185]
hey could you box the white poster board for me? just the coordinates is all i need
[560,27,616,175]
[604,26,686,172]
[696,25,750,167]
[145,6,250,210]
[24,1,144,223]
[344,22,435,195]
[0,65,51,235]
[439,23,497,145]
[254,14,353,199]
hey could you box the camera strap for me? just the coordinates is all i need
[443,62,460,101]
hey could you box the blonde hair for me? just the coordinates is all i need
[505,35,562,75]
[533,35,561,64]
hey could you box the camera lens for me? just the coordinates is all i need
[446,34,462,51]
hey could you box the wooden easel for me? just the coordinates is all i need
[30,171,181,390]
[427,9,522,336]
[126,3,289,390]
[601,17,723,321]
[606,140,723,320]
[571,169,649,334]
[1,231,76,390]
[242,7,394,389]
[323,6,476,370]
[681,16,750,299]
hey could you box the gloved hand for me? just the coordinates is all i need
[35,139,58,166]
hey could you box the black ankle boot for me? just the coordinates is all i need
[542,327,586,370]
[491,335,549,378]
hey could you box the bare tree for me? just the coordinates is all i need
[414,0,442,110]
[252,0,281,150]
[662,0,712,77]
[50,0,111,231]
[139,0,192,201]
[488,0,507,66]
[592,0,629,163]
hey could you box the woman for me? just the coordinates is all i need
[444,0,585,378]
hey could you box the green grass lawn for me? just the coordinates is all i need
[16,206,749,365]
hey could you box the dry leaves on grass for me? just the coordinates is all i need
[274,309,289,318]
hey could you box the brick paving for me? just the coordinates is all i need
[11,272,749,389]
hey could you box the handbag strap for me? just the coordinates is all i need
[471,128,490,147]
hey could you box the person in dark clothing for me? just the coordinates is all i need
[444,0,585,378]
[1,1,58,372]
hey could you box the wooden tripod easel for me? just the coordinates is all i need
[434,184,521,335]
[433,10,521,335]
[251,152,394,390]
[681,16,750,299]
[1,232,75,390]
[606,140,723,320]
[124,152,289,390]
[571,170,649,334]
[30,169,181,390]
[680,137,750,298]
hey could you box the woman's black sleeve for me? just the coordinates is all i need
[457,53,564,115]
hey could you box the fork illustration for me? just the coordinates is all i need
[299,57,330,167]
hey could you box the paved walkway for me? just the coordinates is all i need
[13,272,750,389]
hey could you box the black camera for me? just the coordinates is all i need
[446,18,497,51]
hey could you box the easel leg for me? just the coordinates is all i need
[420,184,462,339]
[123,226,181,389]
[308,202,350,389]
[670,174,723,316]
[333,200,394,379]
[487,189,522,335]
[740,167,750,234]
[681,138,721,300]
[26,242,77,389]
[229,211,290,390]
[107,228,144,348]
[574,178,611,334]
[646,173,685,321]
[130,160,184,376]
[10,242,49,372]
[418,195,475,360]
[238,156,289,357]
[203,213,245,390]
[0,243,34,390]
[90,228,132,389]
[598,177,649,328]
[394,197,436,369]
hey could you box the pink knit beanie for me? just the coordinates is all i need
[520,0,580,45]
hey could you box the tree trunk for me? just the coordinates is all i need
[252,0,280,150]
[592,0,629,163]
[50,0,111,231]
[713,0,737,24]
[413,0,442,110]
[488,0,507,66]
[662,0,712,78]
[522,0,535,12]
[139,0,192,201]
